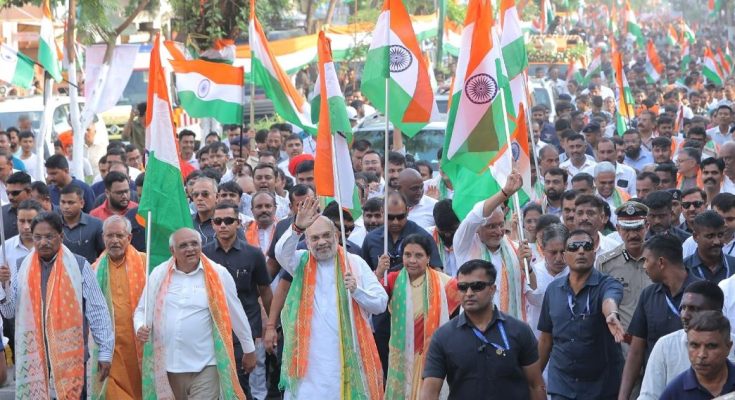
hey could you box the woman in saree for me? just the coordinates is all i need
[375,234,460,400]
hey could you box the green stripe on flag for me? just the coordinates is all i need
[501,37,528,79]
[251,57,315,134]
[177,91,243,124]
[38,39,61,82]
[11,51,35,88]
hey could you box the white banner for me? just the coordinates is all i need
[81,44,139,128]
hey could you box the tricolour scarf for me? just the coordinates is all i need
[280,248,383,399]
[88,246,147,399]
[141,256,244,400]
[611,187,631,209]
[482,237,526,321]
[15,245,85,400]
[385,268,458,400]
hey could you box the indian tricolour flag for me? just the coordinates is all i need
[703,47,724,86]
[361,0,435,137]
[138,34,193,269]
[442,0,511,218]
[681,41,691,71]
[624,1,644,47]
[667,24,679,47]
[567,58,585,84]
[500,0,527,80]
[171,59,243,124]
[681,20,695,44]
[717,48,731,77]
[540,0,554,33]
[0,45,35,89]
[644,40,664,83]
[312,31,355,210]
[583,47,603,83]
[613,50,635,136]
[250,0,314,134]
[39,0,62,82]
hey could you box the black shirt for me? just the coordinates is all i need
[684,252,735,284]
[1,204,17,239]
[645,227,691,244]
[423,308,538,400]
[628,271,701,360]
[202,238,270,338]
[62,213,105,264]
[661,360,735,399]
[538,268,624,399]
[125,207,146,252]
[361,220,442,270]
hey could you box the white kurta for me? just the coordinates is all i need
[275,228,388,399]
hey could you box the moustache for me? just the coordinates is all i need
[704,178,718,185]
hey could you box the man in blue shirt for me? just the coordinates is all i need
[661,310,735,399]
[684,211,735,283]
[45,154,96,213]
[623,129,654,172]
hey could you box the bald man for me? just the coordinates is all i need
[398,168,438,230]
[274,197,387,399]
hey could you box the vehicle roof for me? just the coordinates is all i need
[0,95,85,112]
[355,113,446,131]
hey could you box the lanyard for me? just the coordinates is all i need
[664,294,680,317]
[728,242,735,256]
[567,291,591,320]
[472,321,510,356]
[696,256,730,280]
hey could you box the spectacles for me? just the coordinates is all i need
[387,213,407,221]
[212,217,238,226]
[7,189,25,197]
[191,191,212,199]
[457,281,493,292]
[682,201,704,209]
[33,233,59,243]
[566,241,594,252]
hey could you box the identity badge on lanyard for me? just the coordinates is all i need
[696,256,731,280]
[664,295,680,318]
[567,292,591,320]
[472,322,510,356]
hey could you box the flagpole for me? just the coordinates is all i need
[382,77,390,286]
[499,87,531,281]
[144,210,152,322]
[520,76,544,213]
[38,71,52,180]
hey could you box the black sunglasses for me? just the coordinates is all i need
[7,190,24,197]
[566,241,594,252]
[213,217,239,226]
[682,201,704,209]
[457,281,493,292]
[387,213,407,221]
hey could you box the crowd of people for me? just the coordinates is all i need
[3,3,735,400]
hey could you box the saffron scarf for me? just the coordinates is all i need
[482,237,526,321]
[88,247,147,399]
[245,221,275,253]
[385,268,458,400]
[15,245,85,400]
[141,256,245,400]
[677,170,704,190]
[280,248,383,399]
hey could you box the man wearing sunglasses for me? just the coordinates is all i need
[683,211,735,284]
[679,188,708,235]
[538,230,625,400]
[1,171,31,239]
[421,259,546,400]
[203,203,273,400]
[619,234,701,400]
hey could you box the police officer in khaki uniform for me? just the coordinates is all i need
[597,201,653,332]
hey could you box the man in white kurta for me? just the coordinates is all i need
[275,199,387,399]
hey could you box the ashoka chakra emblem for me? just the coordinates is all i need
[0,48,14,63]
[464,73,498,104]
[389,45,413,73]
[511,141,521,161]
[197,79,211,98]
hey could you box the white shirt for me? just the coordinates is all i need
[454,200,496,267]
[19,153,42,182]
[347,217,367,248]
[583,162,638,196]
[724,176,735,194]
[275,228,387,399]
[408,195,437,231]
[597,232,620,258]
[706,125,733,146]
[560,157,597,179]
[0,235,31,277]
[423,176,453,199]
[526,262,568,339]
[719,274,735,337]
[133,259,255,373]
[638,329,735,400]
[257,224,275,255]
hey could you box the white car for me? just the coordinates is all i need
[0,95,108,141]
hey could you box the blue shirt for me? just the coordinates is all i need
[661,360,735,399]
[684,252,735,284]
[538,268,624,399]
[49,177,97,214]
[624,148,654,172]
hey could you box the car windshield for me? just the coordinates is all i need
[117,70,149,106]
[353,128,444,171]
[0,111,43,131]
[533,87,552,109]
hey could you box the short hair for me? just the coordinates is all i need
[45,154,69,170]
[284,133,302,144]
[544,167,568,183]
[103,171,128,190]
[682,187,707,202]
[192,176,218,192]
[30,181,49,197]
[414,160,433,176]
[643,233,684,265]
[567,229,594,243]
[6,171,31,186]
[351,139,371,152]
[102,215,132,234]
[253,163,277,177]
[31,211,63,234]
[255,129,269,143]
[688,126,707,139]
[652,136,672,149]
[522,203,543,219]
[362,150,384,166]
[124,144,138,154]
[561,189,578,201]
[288,184,312,203]
[295,160,315,175]
[457,259,497,283]
[218,180,243,198]
[623,129,641,138]
[388,151,406,166]
[594,161,616,177]
[178,129,196,141]
[208,142,229,155]
[434,199,460,232]
[214,202,240,215]
[566,133,585,143]
[571,172,594,187]
[168,227,202,248]
[539,144,559,158]
[687,310,731,340]
[106,147,127,163]
[251,190,277,207]
[18,131,34,141]
[541,223,569,247]
[637,171,661,185]
[59,184,83,198]
[17,199,43,213]
[654,162,678,179]
[701,157,725,172]
[657,115,674,126]
[322,200,354,223]
[596,137,616,150]
[683,280,725,311]
[712,193,735,213]
[679,146,702,164]
[537,215,562,234]
[363,197,384,213]
[401,233,434,258]
[693,210,725,231]
[135,172,145,188]
[644,190,674,209]
[574,194,606,211]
